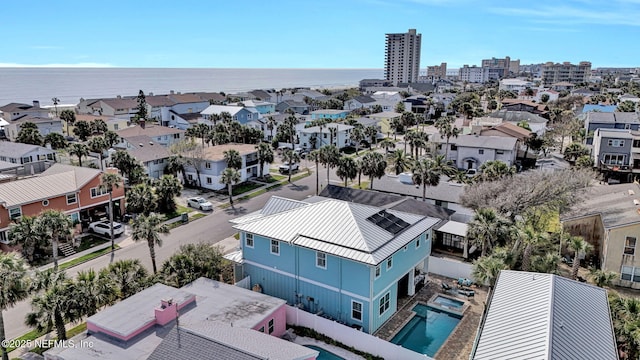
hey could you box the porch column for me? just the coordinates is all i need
[408,270,415,296]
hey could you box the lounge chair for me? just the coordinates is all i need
[441,282,452,292]
[458,287,475,297]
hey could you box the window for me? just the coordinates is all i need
[625,237,636,255]
[114,124,119,130]
[268,319,274,334]
[205,162,211,169]
[270,240,280,255]
[633,139,640,148]
[450,144,457,151]
[352,301,363,321]
[478,149,484,155]
[0,231,7,244]
[246,233,254,248]
[416,238,421,248]
[442,233,465,249]
[174,133,180,139]
[316,252,327,269]
[375,265,381,278]
[387,257,393,270]
[379,292,390,315]
[496,150,504,154]
[90,186,108,198]
[259,326,265,333]
[9,208,21,220]
[42,200,49,207]
[621,266,640,283]
[206,177,212,184]
[188,174,193,180]
[21,156,32,164]
[603,154,626,165]
[608,139,625,147]
[66,193,77,204]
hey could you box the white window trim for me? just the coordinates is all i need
[375,265,381,279]
[270,240,280,256]
[8,207,22,220]
[351,300,363,322]
[624,236,636,256]
[387,257,393,271]
[90,186,108,198]
[245,233,254,248]
[66,193,77,205]
[416,237,421,249]
[316,252,327,269]
[379,292,390,316]
[268,319,274,334]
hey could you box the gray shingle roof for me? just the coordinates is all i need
[319,184,402,207]
[371,175,466,203]
[472,270,618,360]
[451,135,518,150]
[562,182,640,228]
[233,199,438,265]
[586,111,640,124]
[0,141,53,159]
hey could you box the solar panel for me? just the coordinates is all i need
[366,210,410,234]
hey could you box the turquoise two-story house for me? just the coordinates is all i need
[230,196,439,334]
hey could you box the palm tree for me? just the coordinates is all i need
[336,156,357,187]
[126,183,157,215]
[431,154,457,177]
[43,133,68,150]
[609,294,640,359]
[101,172,122,251]
[563,142,589,162]
[350,126,364,155]
[379,138,396,155]
[391,149,410,175]
[103,259,149,299]
[256,142,274,178]
[329,127,338,146]
[267,116,277,141]
[390,117,402,140]
[283,114,299,148]
[434,116,460,160]
[90,119,108,135]
[8,216,47,263]
[72,269,116,317]
[39,210,73,270]
[103,130,119,149]
[223,149,242,170]
[588,268,617,288]
[282,149,301,182]
[472,254,509,289]
[478,160,516,182]
[194,123,210,147]
[355,158,364,189]
[517,225,548,272]
[88,136,108,170]
[467,208,510,257]
[220,167,241,207]
[567,236,593,280]
[155,175,183,213]
[308,150,321,195]
[165,155,187,184]
[111,150,137,185]
[365,125,378,147]
[0,253,30,360]
[159,243,226,287]
[361,152,387,190]
[60,109,76,137]
[411,158,441,202]
[26,270,75,341]
[67,143,89,167]
[15,123,43,146]
[319,145,340,187]
[132,214,169,274]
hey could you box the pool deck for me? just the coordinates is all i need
[373,274,487,360]
[293,336,366,360]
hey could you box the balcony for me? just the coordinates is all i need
[246,159,259,167]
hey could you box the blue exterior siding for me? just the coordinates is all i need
[372,232,431,295]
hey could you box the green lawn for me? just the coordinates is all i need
[4,329,46,353]
[76,235,109,252]
[352,181,370,190]
[31,323,87,355]
[162,205,191,220]
[231,182,263,196]
[58,245,120,271]
[190,213,206,221]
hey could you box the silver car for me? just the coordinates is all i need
[89,221,125,237]
[187,197,213,211]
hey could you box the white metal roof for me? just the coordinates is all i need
[436,220,468,237]
[201,105,243,116]
[230,196,309,225]
[233,198,438,265]
[472,270,618,360]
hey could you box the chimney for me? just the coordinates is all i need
[170,90,175,95]
[32,100,40,108]
[149,92,154,96]
[154,298,178,326]
[117,95,122,99]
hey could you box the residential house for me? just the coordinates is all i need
[435,134,518,170]
[359,79,391,90]
[83,97,140,120]
[164,111,203,130]
[230,100,276,115]
[249,89,273,101]
[275,100,310,115]
[498,79,534,93]
[562,182,640,289]
[619,93,640,104]
[299,123,354,150]
[119,136,172,179]
[201,105,260,125]
[45,278,317,360]
[484,109,548,136]
[227,92,258,101]
[115,123,185,148]
[310,109,350,121]
[0,101,50,121]
[343,96,377,111]
[147,93,210,126]
[0,160,22,182]
[583,111,640,144]
[572,87,600,99]
[0,164,124,250]
[367,111,402,135]
[229,196,440,334]
[371,91,403,103]
[592,129,635,173]
[182,144,267,190]
[500,99,549,117]
[471,270,618,360]
[74,114,128,132]
[190,91,226,104]
[4,115,63,141]
[550,81,576,91]
[0,142,56,175]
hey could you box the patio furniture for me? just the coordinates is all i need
[458,287,475,297]
[442,282,452,292]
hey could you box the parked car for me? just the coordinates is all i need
[279,162,300,174]
[89,221,125,237]
[187,197,213,211]
[465,169,478,177]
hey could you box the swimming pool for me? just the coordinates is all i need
[427,294,468,317]
[391,304,461,356]
[304,345,345,360]
[432,295,465,309]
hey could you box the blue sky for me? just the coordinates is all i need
[2,0,638,69]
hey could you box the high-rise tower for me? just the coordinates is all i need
[384,29,421,85]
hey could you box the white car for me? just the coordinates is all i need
[89,221,125,237]
[187,197,213,211]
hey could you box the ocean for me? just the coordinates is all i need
[0,68,383,106]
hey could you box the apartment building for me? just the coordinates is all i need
[541,61,592,86]
[384,29,422,85]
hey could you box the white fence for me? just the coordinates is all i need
[428,255,474,281]
[235,275,251,290]
[286,305,430,360]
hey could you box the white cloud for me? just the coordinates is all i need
[0,62,114,68]
[488,4,640,26]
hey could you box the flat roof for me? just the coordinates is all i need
[201,143,258,161]
[562,182,640,228]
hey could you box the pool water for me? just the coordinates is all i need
[304,345,345,360]
[391,304,461,356]
[432,295,465,309]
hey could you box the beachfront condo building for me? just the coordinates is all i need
[385,29,421,85]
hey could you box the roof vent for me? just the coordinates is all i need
[139,143,144,147]
[149,141,154,146]
[634,199,640,206]
[629,190,636,196]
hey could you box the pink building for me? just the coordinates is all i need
[46,278,317,360]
